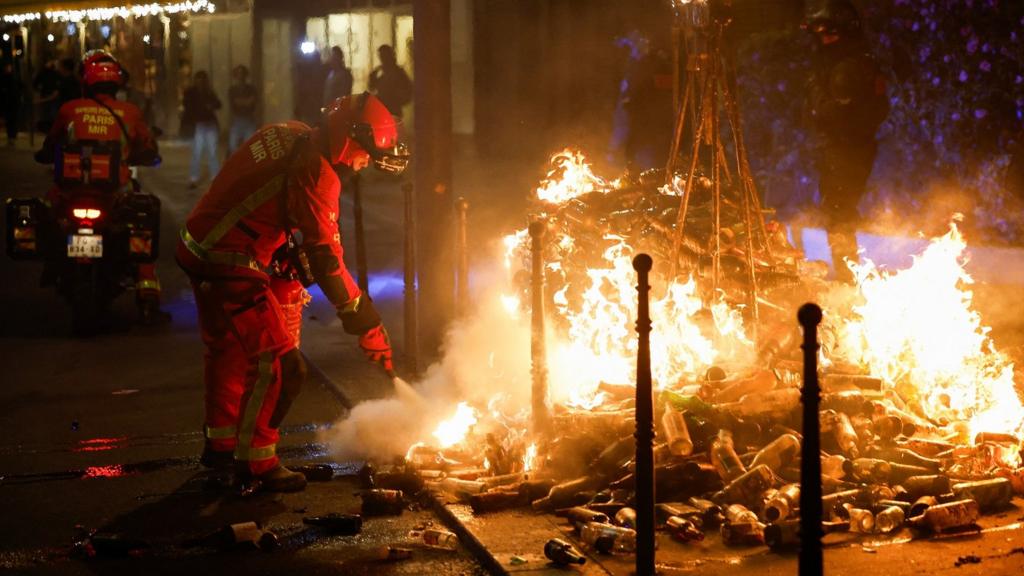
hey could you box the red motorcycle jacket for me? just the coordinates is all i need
[177,122,361,309]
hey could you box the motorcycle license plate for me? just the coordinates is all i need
[67,234,103,258]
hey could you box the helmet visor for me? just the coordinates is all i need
[351,122,410,174]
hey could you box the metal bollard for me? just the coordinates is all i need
[456,197,469,317]
[351,173,369,295]
[798,303,824,576]
[403,182,419,375]
[633,253,655,576]
[529,221,549,435]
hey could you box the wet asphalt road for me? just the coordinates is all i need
[0,137,486,575]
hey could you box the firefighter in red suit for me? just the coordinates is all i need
[35,50,164,319]
[177,93,409,492]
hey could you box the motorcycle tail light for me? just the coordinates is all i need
[72,208,102,220]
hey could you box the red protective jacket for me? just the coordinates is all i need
[177,122,360,306]
[44,93,157,187]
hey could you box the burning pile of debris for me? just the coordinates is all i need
[362,150,1024,557]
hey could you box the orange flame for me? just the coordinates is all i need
[535,149,611,204]
[837,223,1024,440]
[432,402,479,449]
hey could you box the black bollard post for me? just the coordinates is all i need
[403,182,419,375]
[351,173,369,295]
[798,303,823,576]
[633,253,656,576]
[455,197,469,317]
[529,221,549,435]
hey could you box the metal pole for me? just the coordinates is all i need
[633,253,655,576]
[710,34,722,294]
[403,182,419,375]
[529,220,549,435]
[413,0,454,355]
[798,303,824,576]
[351,173,369,295]
[455,196,469,317]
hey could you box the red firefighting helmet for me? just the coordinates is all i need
[81,49,126,89]
[324,92,409,174]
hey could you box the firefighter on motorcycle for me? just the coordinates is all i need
[34,49,166,324]
[177,93,409,491]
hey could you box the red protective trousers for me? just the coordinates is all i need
[194,275,305,475]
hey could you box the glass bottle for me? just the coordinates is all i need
[661,389,716,418]
[821,488,861,520]
[891,463,932,483]
[714,465,774,508]
[750,433,801,472]
[875,505,905,534]
[901,475,951,501]
[874,500,911,515]
[561,506,610,529]
[580,522,636,553]
[590,435,636,478]
[868,446,940,471]
[764,519,800,549]
[821,453,847,479]
[532,476,599,511]
[842,504,874,533]
[544,538,587,565]
[724,503,759,525]
[951,478,1013,512]
[824,410,860,458]
[909,500,980,533]
[615,507,637,529]
[688,497,725,528]
[721,388,800,418]
[847,458,892,483]
[764,483,801,522]
[665,516,705,541]
[302,513,362,535]
[711,369,776,404]
[909,495,938,517]
[719,520,765,546]
[376,546,413,561]
[360,489,405,516]
[410,528,459,550]
[662,402,694,456]
[440,477,486,495]
[470,489,527,514]
[870,413,903,441]
[710,430,747,482]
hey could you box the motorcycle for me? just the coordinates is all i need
[6,141,161,336]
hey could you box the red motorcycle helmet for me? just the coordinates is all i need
[81,49,126,89]
[324,92,409,174]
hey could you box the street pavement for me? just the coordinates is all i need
[0,135,486,575]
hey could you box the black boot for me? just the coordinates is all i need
[236,464,307,493]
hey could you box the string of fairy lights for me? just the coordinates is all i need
[2,1,215,25]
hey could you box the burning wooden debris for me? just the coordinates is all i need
[362,150,1024,556]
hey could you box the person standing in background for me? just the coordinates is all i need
[183,70,221,189]
[323,47,353,107]
[1,61,23,145]
[33,60,60,133]
[56,58,80,106]
[228,65,257,155]
[368,44,412,119]
[803,0,888,283]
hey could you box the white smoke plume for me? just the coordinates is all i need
[319,256,534,461]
